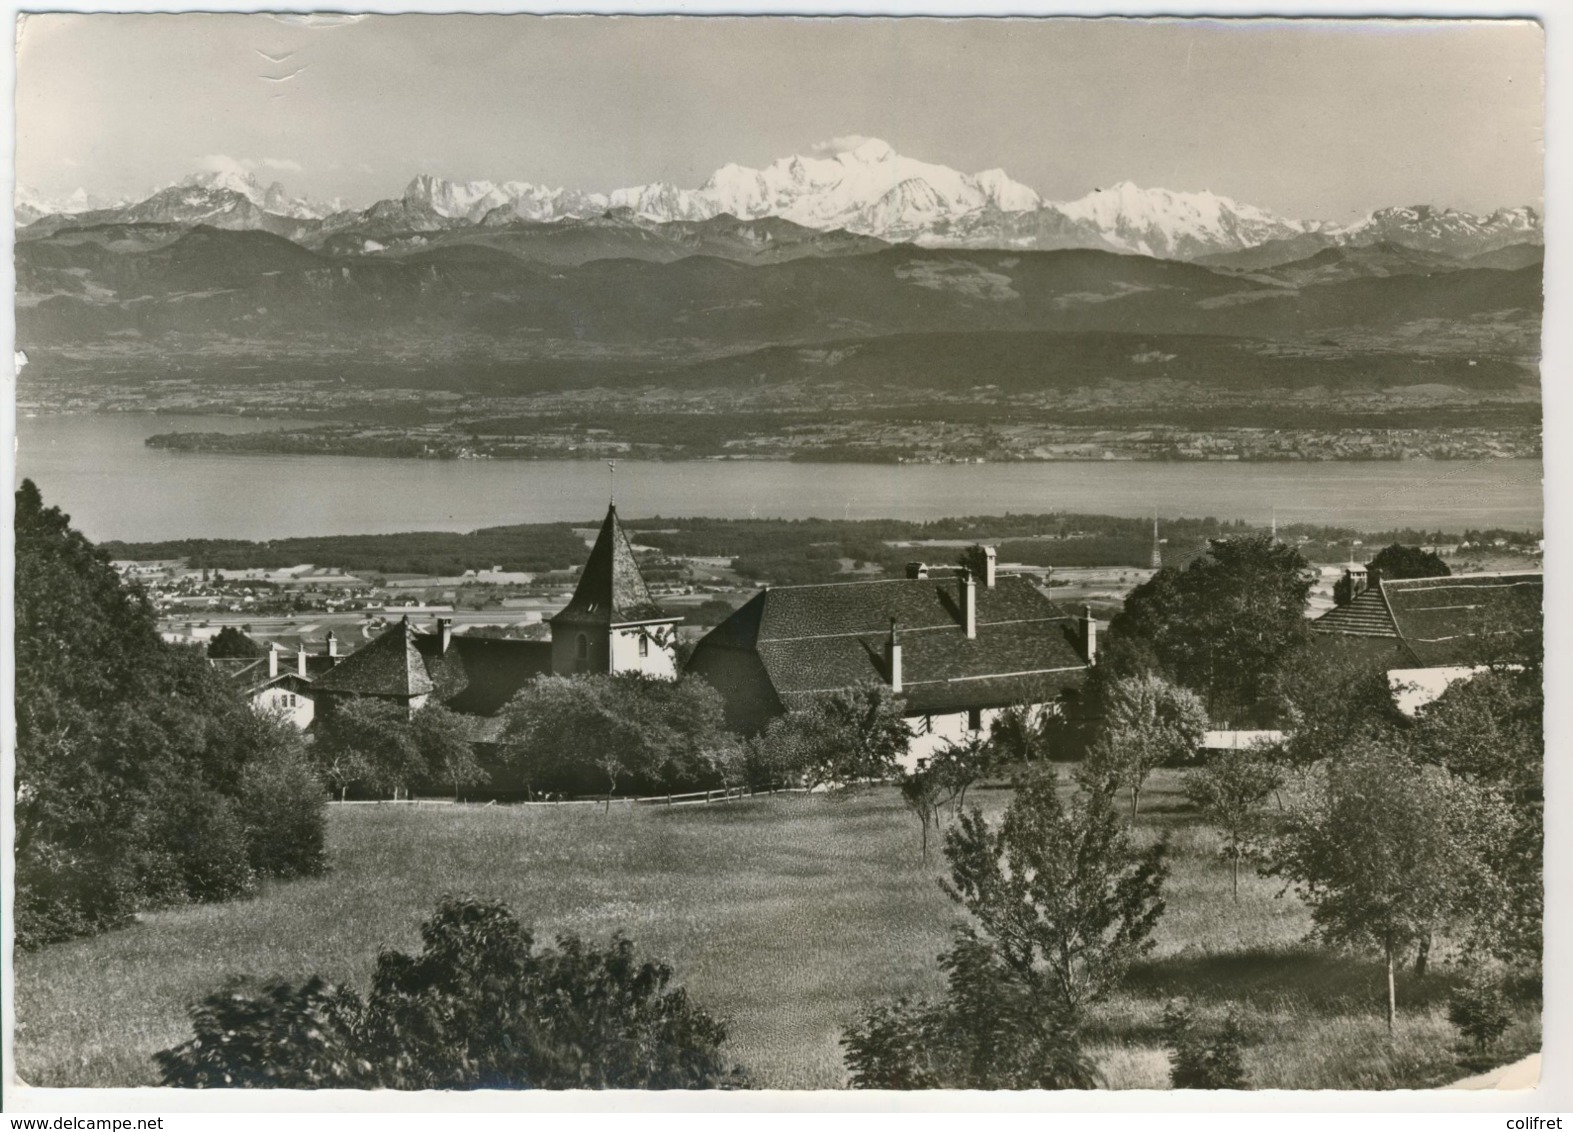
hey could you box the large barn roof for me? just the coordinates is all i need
[692,573,1089,716]
[311,617,435,698]
[309,618,552,712]
[1311,571,1542,667]
[550,504,674,627]
[416,633,552,715]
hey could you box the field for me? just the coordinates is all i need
[13,770,1539,1091]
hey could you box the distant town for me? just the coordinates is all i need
[111,513,1542,661]
[21,371,1542,465]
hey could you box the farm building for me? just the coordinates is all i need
[1310,569,1542,714]
[686,545,1097,766]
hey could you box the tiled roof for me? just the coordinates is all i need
[416,634,552,715]
[1311,587,1398,638]
[312,617,435,698]
[550,504,673,627]
[212,656,316,697]
[1311,571,1542,667]
[690,574,1089,720]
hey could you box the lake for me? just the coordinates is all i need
[13,413,1545,543]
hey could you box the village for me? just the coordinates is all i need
[167,501,1540,781]
[17,483,1542,1092]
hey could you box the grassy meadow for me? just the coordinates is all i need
[14,769,1539,1091]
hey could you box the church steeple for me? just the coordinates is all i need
[549,502,681,678]
[551,503,666,627]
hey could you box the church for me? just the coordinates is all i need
[307,505,1096,768]
[309,502,681,728]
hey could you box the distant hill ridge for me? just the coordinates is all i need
[16,224,1543,393]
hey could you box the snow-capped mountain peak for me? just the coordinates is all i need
[838,136,896,164]
[15,185,134,223]
[1053,181,1308,258]
[171,170,337,220]
[974,168,1042,212]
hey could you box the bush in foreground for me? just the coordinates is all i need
[1448,973,1512,1058]
[156,897,746,1089]
[1162,998,1249,1089]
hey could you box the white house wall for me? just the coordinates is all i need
[902,706,1010,771]
[253,685,315,729]
[610,625,678,679]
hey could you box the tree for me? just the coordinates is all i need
[502,674,733,805]
[235,716,328,878]
[312,698,422,801]
[1262,636,1403,772]
[701,732,752,794]
[1366,543,1450,587]
[752,682,910,793]
[927,734,994,817]
[1111,535,1312,716]
[207,625,264,658]
[1408,667,1542,800]
[410,703,488,800]
[1405,667,1543,969]
[1266,743,1511,1030]
[988,699,1052,765]
[156,897,745,1089]
[14,480,327,948]
[843,770,1165,1088]
[306,705,371,802]
[1085,673,1209,822]
[898,768,944,861]
[941,769,1169,1016]
[1184,745,1282,900]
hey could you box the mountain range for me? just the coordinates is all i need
[19,138,1541,265]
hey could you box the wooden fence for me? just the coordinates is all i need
[329,784,805,810]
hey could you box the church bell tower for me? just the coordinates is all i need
[549,502,681,679]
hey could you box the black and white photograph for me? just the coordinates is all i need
[6,9,1549,1104]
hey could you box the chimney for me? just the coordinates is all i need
[1333,563,1369,608]
[906,561,929,580]
[960,568,977,639]
[437,616,453,654]
[960,544,997,588]
[267,642,280,679]
[326,631,340,660]
[297,649,308,678]
[1080,605,1098,666]
[887,619,903,692]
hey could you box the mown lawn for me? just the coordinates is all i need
[13,769,1539,1090]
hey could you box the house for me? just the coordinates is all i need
[310,502,680,728]
[1310,569,1542,714]
[212,639,340,729]
[686,545,1096,766]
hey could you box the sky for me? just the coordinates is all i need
[15,14,1544,221]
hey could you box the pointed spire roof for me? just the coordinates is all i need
[311,616,435,697]
[551,504,674,626]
